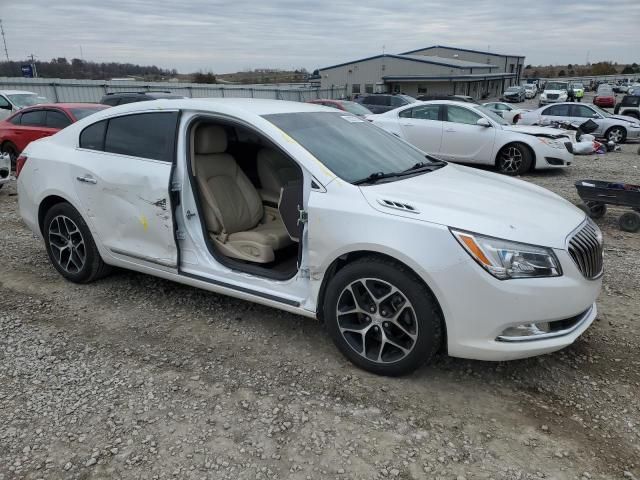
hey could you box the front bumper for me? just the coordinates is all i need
[534,142,574,169]
[430,247,601,361]
[626,127,640,139]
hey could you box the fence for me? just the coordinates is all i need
[0,77,348,103]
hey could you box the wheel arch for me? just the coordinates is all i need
[315,250,447,347]
[38,194,75,236]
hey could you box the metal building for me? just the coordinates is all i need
[319,45,525,99]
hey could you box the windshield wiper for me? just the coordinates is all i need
[402,160,446,173]
[352,171,402,185]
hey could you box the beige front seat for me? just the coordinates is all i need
[194,125,292,263]
[257,148,301,205]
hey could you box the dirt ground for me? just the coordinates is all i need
[1,99,639,480]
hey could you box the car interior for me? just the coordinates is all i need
[189,121,304,278]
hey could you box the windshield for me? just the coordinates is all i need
[545,82,568,91]
[524,85,534,90]
[473,105,509,126]
[506,87,520,92]
[590,105,611,117]
[263,112,442,183]
[7,93,47,108]
[340,101,372,116]
[572,83,584,89]
[70,106,109,120]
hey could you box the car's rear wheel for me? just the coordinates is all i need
[323,257,443,376]
[43,202,111,283]
[605,126,626,143]
[497,143,533,175]
[1,142,18,171]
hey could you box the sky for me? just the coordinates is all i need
[1,0,639,74]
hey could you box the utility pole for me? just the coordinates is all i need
[28,53,37,77]
[0,19,9,61]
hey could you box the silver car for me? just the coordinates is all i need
[518,102,640,143]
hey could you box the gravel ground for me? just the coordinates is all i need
[1,102,639,479]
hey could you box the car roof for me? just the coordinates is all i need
[18,102,106,110]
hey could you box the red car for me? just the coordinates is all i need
[0,103,108,169]
[306,99,372,117]
[593,87,616,109]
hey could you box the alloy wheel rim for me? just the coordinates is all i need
[608,129,623,143]
[500,146,523,173]
[48,215,86,273]
[336,278,418,364]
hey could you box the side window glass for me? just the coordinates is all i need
[104,112,179,162]
[102,97,120,106]
[390,96,404,107]
[412,105,440,120]
[446,106,481,125]
[399,108,413,119]
[9,113,22,125]
[79,120,108,151]
[572,105,596,118]
[0,96,10,108]
[46,110,72,128]
[544,105,570,116]
[20,110,46,127]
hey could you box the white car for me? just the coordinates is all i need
[0,152,10,188]
[17,99,602,376]
[627,84,640,96]
[539,81,570,106]
[368,100,573,175]
[519,102,640,143]
[0,90,49,121]
[482,101,530,124]
[524,84,537,99]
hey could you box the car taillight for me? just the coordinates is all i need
[16,155,27,177]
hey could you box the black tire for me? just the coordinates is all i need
[586,201,607,219]
[43,202,112,283]
[619,211,640,233]
[1,142,18,171]
[605,126,627,144]
[323,257,443,376]
[497,143,533,176]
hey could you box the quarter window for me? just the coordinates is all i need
[9,113,21,125]
[446,105,481,125]
[104,112,179,162]
[20,110,46,127]
[79,120,107,151]
[45,110,72,128]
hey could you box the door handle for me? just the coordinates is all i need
[76,175,97,184]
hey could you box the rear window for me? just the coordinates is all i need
[622,96,640,107]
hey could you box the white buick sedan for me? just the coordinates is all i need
[368,100,574,175]
[18,99,602,376]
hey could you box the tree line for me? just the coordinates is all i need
[0,58,178,80]
[524,61,639,78]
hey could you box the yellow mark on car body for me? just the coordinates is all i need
[140,215,149,231]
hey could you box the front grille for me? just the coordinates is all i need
[548,94,559,100]
[568,220,603,279]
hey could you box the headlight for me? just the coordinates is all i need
[630,123,640,129]
[559,93,567,99]
[537,138,566,149]
[450,229,562,280]
[540,93,547,99]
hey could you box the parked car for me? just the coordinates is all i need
[524,84,537,99]
[539,81,570,106]
[482,102,530,124]
[593,85,616,109]
[627,84,640,95]
[502,86,526,103]
[99,91,186,106]
[0,152,9,189]
[613,95,640,119]
[17,98,602,376]
[0,90,49,121]
[355,94,416,114]
[368,100,573,175]
[518,102,640,143]
[0,103,108,169]
[417,94,478,104]
[306,99,372,116]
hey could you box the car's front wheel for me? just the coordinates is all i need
[43,202,111,283]
[605,126,627,143]
[323,257,443,376]
[497,143,533,175]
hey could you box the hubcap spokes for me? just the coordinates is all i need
[48,215,86,273]
[609,130,622,142]
[336,278,418,364]
[500,147,522,173]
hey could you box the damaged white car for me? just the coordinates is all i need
[18,99,602,376]
[368,100,573,175]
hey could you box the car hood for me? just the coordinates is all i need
[501,124,569,137]
[607,114,639,124]
[358,164,584,249]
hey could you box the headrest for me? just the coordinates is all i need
[195,125,227,154]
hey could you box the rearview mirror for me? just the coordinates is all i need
[476,118,491,127]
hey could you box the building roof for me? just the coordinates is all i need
[319,53,497,72]
[382,72,517,82]
[400,45,525,59]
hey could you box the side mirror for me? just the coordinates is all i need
[476,118,491,127]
